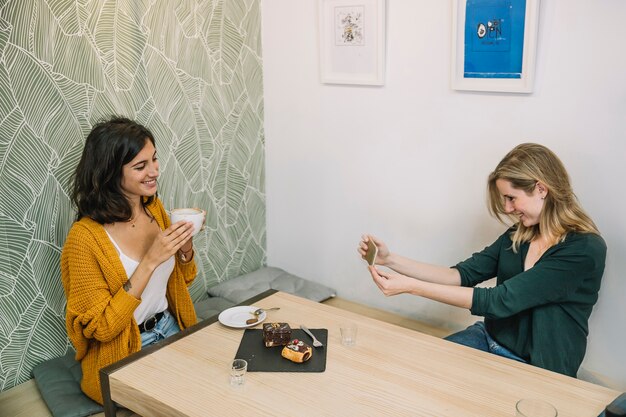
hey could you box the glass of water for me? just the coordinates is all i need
[230,359,247,386]
[340,322,358,347]
[515,399,558,417]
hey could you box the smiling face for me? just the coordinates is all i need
[120,139,159,202]
[495,178,546,227]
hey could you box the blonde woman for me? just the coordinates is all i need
[359,143,606,377]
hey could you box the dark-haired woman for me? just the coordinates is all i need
[61,117,200,404]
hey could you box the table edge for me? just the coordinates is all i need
[99,289,278,417]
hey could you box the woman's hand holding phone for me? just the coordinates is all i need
[359,235,386,266]
[364,238,378,265]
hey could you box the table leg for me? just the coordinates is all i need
[100,368,118,417]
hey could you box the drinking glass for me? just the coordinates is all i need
[230,359,247,386]
[515,399,558,417]
[340,323,357,346]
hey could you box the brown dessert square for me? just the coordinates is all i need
[262,322,292,347]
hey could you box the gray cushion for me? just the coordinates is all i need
[194,296,236,320]
[207,266,336,303]
[32,352,103,417]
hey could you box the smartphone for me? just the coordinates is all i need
[364,239,378,266]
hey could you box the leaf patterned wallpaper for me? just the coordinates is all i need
[0,0,265,392]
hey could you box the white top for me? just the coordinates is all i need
[106,231,174,325]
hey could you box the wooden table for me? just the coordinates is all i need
[101,290,619,417]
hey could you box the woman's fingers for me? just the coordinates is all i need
[370,265,388,280]
[161,221,193,250]
[369,266,399,296]
[370,268,387,293]
[358,234,371,256]
[167,220,188,233]
[364,234,378,246]
[145,221,194,266]
[369,266,383,283]
[169,221,193,236]
[174,223,193,247]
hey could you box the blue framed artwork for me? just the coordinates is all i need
[452,0,540,93]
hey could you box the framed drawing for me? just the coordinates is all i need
[319,0,386,85]
[451,0,540,93]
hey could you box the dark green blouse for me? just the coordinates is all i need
[454,228,606,377]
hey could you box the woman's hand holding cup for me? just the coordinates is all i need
[144,220,194,269]
[170,208,205,237]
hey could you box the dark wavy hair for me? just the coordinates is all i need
[71,116,157,224]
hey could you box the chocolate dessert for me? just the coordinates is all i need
[262,322,292,347]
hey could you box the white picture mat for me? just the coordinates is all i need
[319,0,386,85]
[451,0,541,93]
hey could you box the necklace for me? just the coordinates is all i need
[129,213,155,228]
[129,212,140,228]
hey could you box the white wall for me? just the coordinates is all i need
[262,0,626,389]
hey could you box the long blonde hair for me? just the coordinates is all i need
[487,143,599,252]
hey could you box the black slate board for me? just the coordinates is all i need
[235,328,328,372]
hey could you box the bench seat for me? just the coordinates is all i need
[0,379,138,417]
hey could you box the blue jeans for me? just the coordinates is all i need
[444,321,526,363]
[140,310,181,348]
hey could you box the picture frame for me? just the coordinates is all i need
[451,0,540,93]
[318,0,386,85]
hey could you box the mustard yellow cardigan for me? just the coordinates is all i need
[60,198,197,404]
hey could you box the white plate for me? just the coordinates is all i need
[218,306,267,328]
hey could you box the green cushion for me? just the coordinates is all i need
[207,266,336,303]
[32,352,103,417]
[193,296,236,320]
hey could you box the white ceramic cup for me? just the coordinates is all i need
[515,399,558,417]
[170,208,204,237]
